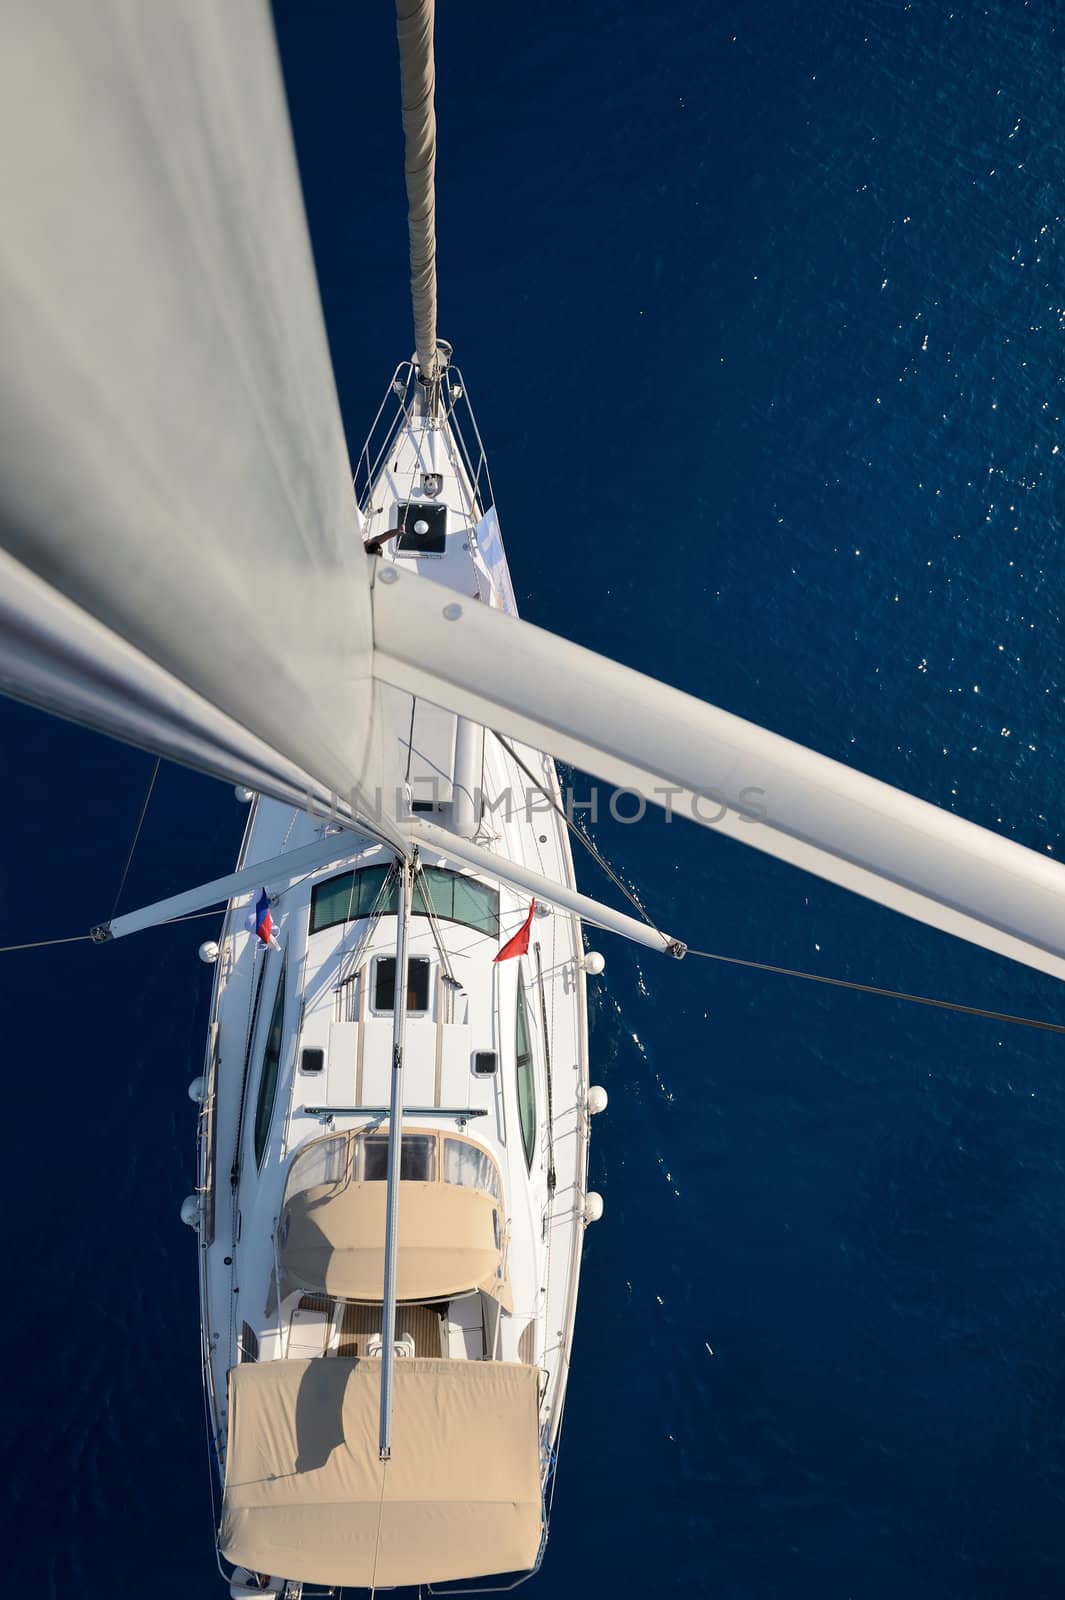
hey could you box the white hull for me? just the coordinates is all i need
[195,366,595,1593]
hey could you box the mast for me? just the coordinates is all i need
[379,852,414,1460]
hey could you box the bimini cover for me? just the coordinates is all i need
[278,1129,510,1307]
[219,1357,542,1588]
[280,1177,508,1307]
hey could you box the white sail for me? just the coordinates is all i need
[0,2,393,836]
[5,4,1065,985]
[373,565,1065,982]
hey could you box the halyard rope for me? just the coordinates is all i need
[491,733,1065,1038]
[110,754,162,918]
[4,747,1063,1036]
[682,945,1065,1034]
[492,732,658,929]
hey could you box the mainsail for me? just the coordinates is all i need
[3,0,1065,985]
[0,1,396,840]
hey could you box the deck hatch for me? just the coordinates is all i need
[395,500,446,553]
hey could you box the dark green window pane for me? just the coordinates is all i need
[452,875,498,934]
[354,865,393,918]
[417,867,454,919]
[515,980,536,1170]
[309,871,355,933]
[254,961,286,1168]
[310,865,498,938]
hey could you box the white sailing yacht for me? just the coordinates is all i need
[185,357,626,1594]
[5,3,1065,1597]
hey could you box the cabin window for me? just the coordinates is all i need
[361,1134,437,1182]
[239,1322,259,1363]
[310,866,498,938]
[515,980,537,1170]
[253,960,286,1168]
[444,1137,502,1200]
[395,501,447,554]
[444,873,499,935]
[309,865,391,933]
[374,955,430,1013]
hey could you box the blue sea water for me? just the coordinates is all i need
[5,2,1065,1594]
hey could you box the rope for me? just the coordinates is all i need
[110,755,161,918]
[420,867,459,987]
[0,908,219,955]
[491,733,1065,1039]
[492,733,660,931]
[368,1455,390,1599]
[0,933,92,953]
[395,0,439,381]
[7,792,1061,1037]
[684,946,1065,1036]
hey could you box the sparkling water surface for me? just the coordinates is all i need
[5,3,1065,1595]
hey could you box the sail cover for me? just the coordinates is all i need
[0,2,393,833]
[219,1357,543,1587]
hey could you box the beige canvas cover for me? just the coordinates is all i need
[281,1179,510,1308]
[219,1357,542,1587]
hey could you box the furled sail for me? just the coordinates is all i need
[395,0,441,380]
[0,1,399,843]
[373,565,1065,982]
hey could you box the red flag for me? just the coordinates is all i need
[494,899,535,963]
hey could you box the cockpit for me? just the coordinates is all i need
[271,1127,509,1363]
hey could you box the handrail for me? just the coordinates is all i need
[303,1104,487,1121]
[197,1021,219,1245]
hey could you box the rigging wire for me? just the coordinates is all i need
[3,912,1062,1031]
[0,932,93,953]
[684,945,1065,1036]
[0,907,223,955]
[5,744,1062,1037]
[491,735,1065,1039]
[492,733,659,930]
[110,754,161,918]
[368,1444,390,1600]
